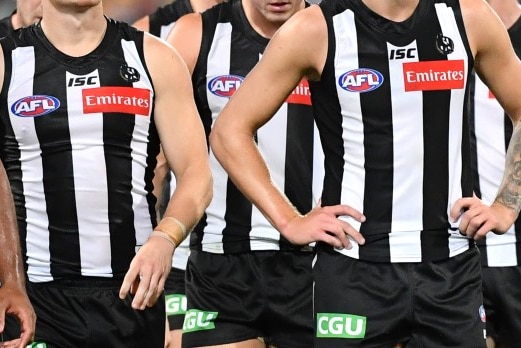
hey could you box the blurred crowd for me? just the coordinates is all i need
[0,0,171,24]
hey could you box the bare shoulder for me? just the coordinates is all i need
[166,12,202,47]
[459,0,502,55]
[269,5,327,79]
[132,15,150,32]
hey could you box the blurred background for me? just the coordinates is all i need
[0,0,172,24]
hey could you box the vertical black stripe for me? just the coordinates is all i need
[281,103,315,249]
[356,18,392,262]
[221,13,265,252]
[309,8,343,209]
[99,41,138,276]
[33,45,81,277]
[309,7,344,254]
[0,41,28,271]
[416,17,451,261]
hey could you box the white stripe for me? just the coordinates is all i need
[66,70,112,276]
[435,3,472,256]
[387,41,424,262]
[474,75,518,266]
[202,23,233,252]
[121,39,154,248]
[333,9,364,259]
[9,47,51,282]
[160,22,176,40]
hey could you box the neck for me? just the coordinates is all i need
[488,0,521,29]
[361,0,419,22]
[40,2,107,57]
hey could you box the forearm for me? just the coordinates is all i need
[210,130,301,233]
[0,165,24,286]
[162,164,212,233]
[493,121,521,223]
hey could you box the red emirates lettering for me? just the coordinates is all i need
[403,60,465,92]
[489,90,496,99]
[82,87,151,116]
[286,79,311,105]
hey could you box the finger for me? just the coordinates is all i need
[324,205,366,222]
[132,273,152,310]
[339,220,365,245]
[316,232,346,249]
[119,268,140,299]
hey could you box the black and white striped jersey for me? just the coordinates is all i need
[148,0,193,40]
[190,0,323,253]
[471,17,521,268]
[310,0,474,262]
[0,19,159,282]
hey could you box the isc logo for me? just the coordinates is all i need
[389,48,417,60]
[208,75,244,97]
[316,313,367,338]
[338,69,384,93]
[11,95,61,117]
[68,76,98,87]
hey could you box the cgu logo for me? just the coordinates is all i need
[338,69,384,93]
[208,75,244,97]
[316,313,367,338]
[11,95,60,117]
[183,309,218,333]
[165,294,187,315]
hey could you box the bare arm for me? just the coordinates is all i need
[210,6,365,249]
[0,162,36,346]
[452,0,521,237]
[119,34,211,309]
[165,13,203,75]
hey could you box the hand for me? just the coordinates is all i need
[282,204,366,249]
[0,283,36,348]
[119,236,174,310]
[450,196,517,239]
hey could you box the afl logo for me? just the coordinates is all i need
[11,95,61,117]
[208,75,244,97]
[479,305,486,323]
[339,68,384,93]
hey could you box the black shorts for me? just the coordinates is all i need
[182,250,314,348]
[164,267,187,330]
[482,265,521,346]
[5,277,165,348]
[314,246,486,348]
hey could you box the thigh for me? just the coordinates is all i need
[165,267,188,330]
[313,247,409,348]
[413,247,486,348]
[482,266,521,347]
[15,279,165,348]
[182,251,264,348]
[263,250,314,348]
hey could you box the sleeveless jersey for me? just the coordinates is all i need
[0,12,14,38]
[190,0,323,253]
[0,19,160,282]
[148,0,193,40]
[471,17,521,267]
[310,0,474,262]
[147,0,195,270]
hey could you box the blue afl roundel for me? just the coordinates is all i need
[11,95,61,117]
[208,75,244,98]
[338,68,384,93]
